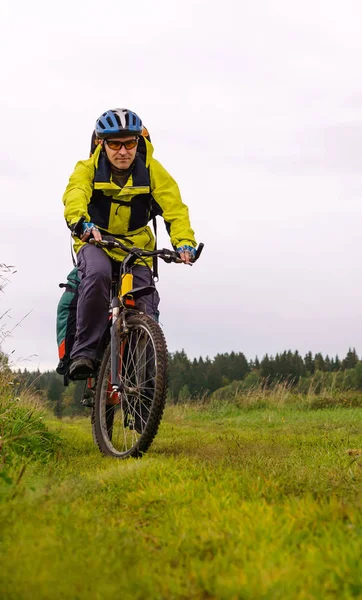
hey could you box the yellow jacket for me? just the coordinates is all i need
[63,139,196,262]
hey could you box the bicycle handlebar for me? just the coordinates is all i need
[72,216,204,264]
[88,235,204,264]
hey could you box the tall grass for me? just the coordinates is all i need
[0,364,60,488]
[209,375,362,410]
[0,264,60,488]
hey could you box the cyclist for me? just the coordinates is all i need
[63,108,197,380]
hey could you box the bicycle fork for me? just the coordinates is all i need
[110,297,123,390]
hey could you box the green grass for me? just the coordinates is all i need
[0,404,362,599]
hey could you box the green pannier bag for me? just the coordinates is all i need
[56,267,80,375]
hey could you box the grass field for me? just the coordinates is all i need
[1,403,362,599]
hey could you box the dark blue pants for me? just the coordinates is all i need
[70,244,160,361]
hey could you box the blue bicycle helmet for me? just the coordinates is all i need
[95,108,143,139]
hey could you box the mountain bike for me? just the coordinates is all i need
[79,237,203,459]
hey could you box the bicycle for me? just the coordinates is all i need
[76,237,203,459]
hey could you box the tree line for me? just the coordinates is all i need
[7,347,361,414]
[168,347,360,400]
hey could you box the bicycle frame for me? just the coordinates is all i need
[109,254,156,391]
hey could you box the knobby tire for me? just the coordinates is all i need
[92,312,168,458]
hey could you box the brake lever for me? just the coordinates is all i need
[161,253,176,264]
[89,239,114,248]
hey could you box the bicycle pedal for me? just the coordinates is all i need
[69,371,95,381]
[81,398,95,408]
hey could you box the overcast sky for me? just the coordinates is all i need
[2,0,362,371]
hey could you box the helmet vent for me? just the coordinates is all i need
[95,108,143,139]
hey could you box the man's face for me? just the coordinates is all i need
[104,135,138,169]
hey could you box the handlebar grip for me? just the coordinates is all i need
[194,243,204,262]
[71,216,86,238]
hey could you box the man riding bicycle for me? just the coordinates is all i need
[62,108,197,380]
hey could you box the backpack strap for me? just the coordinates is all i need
[152,214,158,281]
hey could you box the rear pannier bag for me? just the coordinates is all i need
[56,267,80,375]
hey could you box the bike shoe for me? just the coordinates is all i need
[68,357,94,380]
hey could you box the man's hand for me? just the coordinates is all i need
[176,245,196,265]
[80,222,102,243]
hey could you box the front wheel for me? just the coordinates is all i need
[92,313,168,458]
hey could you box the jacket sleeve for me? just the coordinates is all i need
[62,159,95,227]
[149,158,197,248]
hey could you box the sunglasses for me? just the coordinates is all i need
[105,138,138,151]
